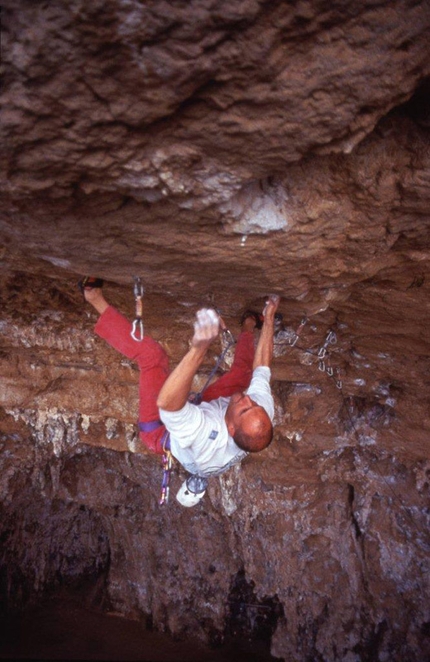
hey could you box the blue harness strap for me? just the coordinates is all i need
[138,420,163,433]
[138,421,172,505]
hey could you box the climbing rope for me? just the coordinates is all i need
[131,276,145,341]
[189,326,236,405]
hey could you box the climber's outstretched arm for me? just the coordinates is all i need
[156,308,220,412]
[253,295,280,369]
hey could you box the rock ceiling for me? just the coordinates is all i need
[1,0,429,294]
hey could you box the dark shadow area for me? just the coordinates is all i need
[398,76,430,127]
[0,496,111,616]
[226,568,284,647]
[0,589,279,662]
[0,493,278,661]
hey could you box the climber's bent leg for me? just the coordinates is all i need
[201,330,255,401]
[95,305,169,454]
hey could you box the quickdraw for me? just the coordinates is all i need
[317,330,337,359]
[291,316,308,346]
[131,276,145,342]
[274,317,342,389]
[159,431,172,506]
[316,330,342,389]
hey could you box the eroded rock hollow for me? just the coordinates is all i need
[1,1,430,660]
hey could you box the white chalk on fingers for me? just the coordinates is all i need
[197,308,216,320]
[206,309,219,323]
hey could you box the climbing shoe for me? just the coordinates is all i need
[176,475,208,507]
[78,276,104,295]
[240,310,264,329]
[274,312,284,331]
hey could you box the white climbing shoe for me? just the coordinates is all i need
[176,476,208,507]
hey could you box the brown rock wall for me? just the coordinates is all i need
[0,275,429,660]
[1,422,429,660]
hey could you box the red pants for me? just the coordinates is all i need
[95,306,255,454]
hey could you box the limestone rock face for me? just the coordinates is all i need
[2,0,430,206]
[1,1,430,661]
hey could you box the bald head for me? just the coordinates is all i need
[225,392,273,453]
[233,408,273,453]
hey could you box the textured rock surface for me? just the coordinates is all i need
[1,1,430,660]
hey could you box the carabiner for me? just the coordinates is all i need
[222,329,235,346]
[131,318,144,342]
[131,276,145,342]
[327,330,337,345]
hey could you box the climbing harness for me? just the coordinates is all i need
[138,420,163,434]
[131,276,145,341]
[138,419,173,505]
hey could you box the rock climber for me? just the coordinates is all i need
[81,278,280,506]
